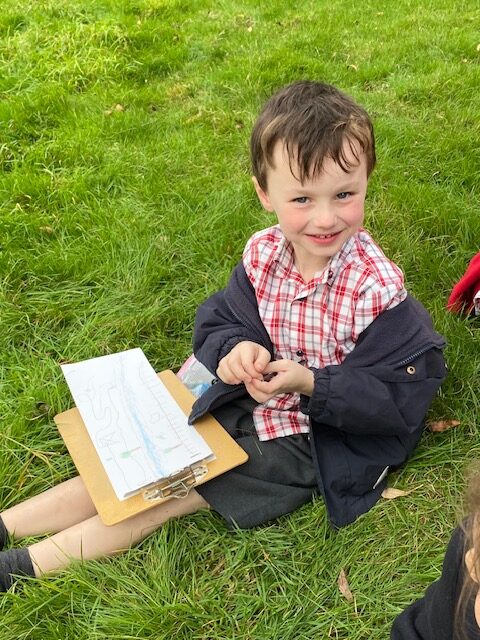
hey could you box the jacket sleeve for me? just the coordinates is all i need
[193,289,256,375]
[193,262,274,375]
[390,526,464,640]
[299,346,446,436]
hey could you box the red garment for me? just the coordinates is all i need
[243,226,406,441]
[447,252,480,315]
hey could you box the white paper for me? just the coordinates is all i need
[61,348,214,500]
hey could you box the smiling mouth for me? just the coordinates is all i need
[308,231,341,238]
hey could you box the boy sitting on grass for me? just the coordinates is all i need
[0,80,446,590]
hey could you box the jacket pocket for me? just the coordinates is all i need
[340,432,411,496]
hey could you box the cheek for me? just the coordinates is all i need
[475,589,480,629]
[281,218,306,235]
[277,208,306,234]
[343,202,365,226]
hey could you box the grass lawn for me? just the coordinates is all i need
[0,0,479,637]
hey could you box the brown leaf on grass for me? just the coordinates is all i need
[34,401,51,417]
[426,419,461,433]
[211,558,225,576]
[338,568,354,602]
[39,225,54,234]
[104,103,126,116]
[381,487,415,500]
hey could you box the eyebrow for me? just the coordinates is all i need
[334,181,361,190]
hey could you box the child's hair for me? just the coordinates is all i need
[456,464,480,638]
[250,80,376,191]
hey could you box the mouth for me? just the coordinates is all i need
[306,231,342,243]
[309,233,339,238]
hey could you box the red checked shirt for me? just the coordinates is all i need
[243,226,407,441]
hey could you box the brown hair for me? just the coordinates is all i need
[456,464,480,638]
[250,80,376,191]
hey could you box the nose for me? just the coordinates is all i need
[311,206,337,229]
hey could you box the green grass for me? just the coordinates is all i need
[0,0,479,637]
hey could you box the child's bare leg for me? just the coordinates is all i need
[2,476,97,539]
[28,489,209,576]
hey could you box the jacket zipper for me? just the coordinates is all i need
[190,297,271,422]
[226,298,271,353]
[397,343,439,366]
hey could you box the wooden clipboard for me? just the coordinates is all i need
[54,370,248,525]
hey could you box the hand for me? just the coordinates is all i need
[216,341,271,385]
[245,359,314,404]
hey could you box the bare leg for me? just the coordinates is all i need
[2,476,97,539]
[28,489,209,576]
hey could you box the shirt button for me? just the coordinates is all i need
[296,350,304,357]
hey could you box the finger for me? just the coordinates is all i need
[251,375,288,398]
[245,381,272,404]
[249,377,278,397]
[239,352,261,381]
[223,354,251,383]
[254,348,271,373]
[217,360,242,385]
[216,367,241,385]
[263,359,291,373]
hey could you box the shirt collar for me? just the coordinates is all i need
[325,234,357,283]
[273,232,295,273]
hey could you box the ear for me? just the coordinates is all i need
[466,548,479,583]
[252,176,274,212]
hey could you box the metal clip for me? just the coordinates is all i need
[143,465,208,501]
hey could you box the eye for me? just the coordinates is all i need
[293,196,309,204]
[336,191,351,200]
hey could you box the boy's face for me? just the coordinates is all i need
[253,140,368,280]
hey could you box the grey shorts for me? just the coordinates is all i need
[196,397,318,529]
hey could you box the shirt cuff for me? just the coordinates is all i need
[299,367,330,416]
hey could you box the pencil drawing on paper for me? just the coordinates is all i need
[61,349,213,500]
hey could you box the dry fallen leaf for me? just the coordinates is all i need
[338,568,354,602]
[104,104,126,116]
[426,419,461,433]
[381,487,415,500]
